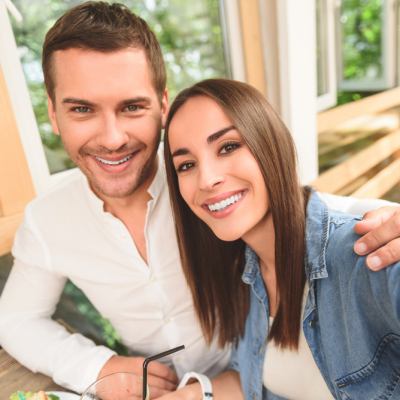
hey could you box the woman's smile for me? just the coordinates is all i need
[202,190,247,217]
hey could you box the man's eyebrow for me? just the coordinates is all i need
[62,98,95,107]
[207,125,236,143]
[171,125,236,158]
[120,97,152,106]
[61,96,152,107]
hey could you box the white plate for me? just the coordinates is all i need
[47,392,80,400]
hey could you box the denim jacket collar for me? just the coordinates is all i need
[305,190,330,281]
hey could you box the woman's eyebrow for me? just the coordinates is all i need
[207,125,236,144]
[171,125,236,158]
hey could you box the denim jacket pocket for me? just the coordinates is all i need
[335,334,400,400]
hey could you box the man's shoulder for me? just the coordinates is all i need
[27,169,87,215]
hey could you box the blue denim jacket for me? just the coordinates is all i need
[229,191,400,400]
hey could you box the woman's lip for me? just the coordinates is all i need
[202,190,246,206]
[202,190,246,218]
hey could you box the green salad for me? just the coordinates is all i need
[9,391,60,400]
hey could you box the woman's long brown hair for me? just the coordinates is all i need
[164,79,306,349]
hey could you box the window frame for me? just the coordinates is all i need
[316,0,337,111]
[336,0,397,92]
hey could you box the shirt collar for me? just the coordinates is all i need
[305,189,330,281]
[147,144,166,201]
[242,245,261,285]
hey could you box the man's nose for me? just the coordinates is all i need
[198,162,224,191]
[97,114,129,151]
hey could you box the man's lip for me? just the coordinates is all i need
[90,150,138,161]
[202,190,246,206]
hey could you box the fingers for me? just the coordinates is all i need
[353,206,395,235]
[354,212,400,270]
[147,360,178,384]
[364,238,400,270]
[147,370,177,391]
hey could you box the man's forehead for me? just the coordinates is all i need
[51,47,148,69]
[51,47,156,100]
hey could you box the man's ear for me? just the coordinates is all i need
[161,89,169,128]
[47,95,60,135]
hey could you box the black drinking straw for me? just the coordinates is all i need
[142,345,185,400]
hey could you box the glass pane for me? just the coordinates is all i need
[11,0,228,174]
[316,0,329,97]
[339,0,384,83]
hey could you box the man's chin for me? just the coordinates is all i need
[91,180,141,200]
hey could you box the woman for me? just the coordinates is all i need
[163,79,400,400]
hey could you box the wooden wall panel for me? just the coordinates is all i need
[0,66,35,256]
[0,67,35,217]
[238,0,267,95]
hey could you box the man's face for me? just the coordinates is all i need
[48,48,168,200]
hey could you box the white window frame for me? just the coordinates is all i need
[336,0,396,92]
[0,2,75,195]
[274,0,319,184]
[316,0,337,111]
[219,0,246,82]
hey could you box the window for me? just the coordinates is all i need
[4,0,232,190]
[337,0,396,92]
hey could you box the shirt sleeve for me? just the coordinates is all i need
[317,192,395,215]
[0,210,116,393]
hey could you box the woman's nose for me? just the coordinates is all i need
[198,163,224,191]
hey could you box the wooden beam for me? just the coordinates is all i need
[0,213,23,256]
[317,86,400,133]
[351,158,400,199]
[312,130,400,193]
[0,67,35,216]
[238,0,266,95]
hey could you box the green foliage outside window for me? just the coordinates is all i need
[337,0,383,105]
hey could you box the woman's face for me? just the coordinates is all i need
[168,95,270,242]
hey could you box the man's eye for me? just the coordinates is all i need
[72,106,90,113]
[177,162,195,173]
[124,104,141,112]
[220,142,241,154]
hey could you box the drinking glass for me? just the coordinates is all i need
[80,371,147,400]
[80,345,185,400]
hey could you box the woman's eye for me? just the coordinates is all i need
[72,106,90,113]
[220,142,240,154]
[177,162,194,173]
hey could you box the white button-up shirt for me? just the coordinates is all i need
[0,150,230,393]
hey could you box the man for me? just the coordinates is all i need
[0,1,399,397]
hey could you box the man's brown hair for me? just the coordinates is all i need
[42,1,166,102]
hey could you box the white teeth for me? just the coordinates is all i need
[207,192,243,212]
[95,154,133,165]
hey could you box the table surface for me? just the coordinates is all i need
[0,347,68,398]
